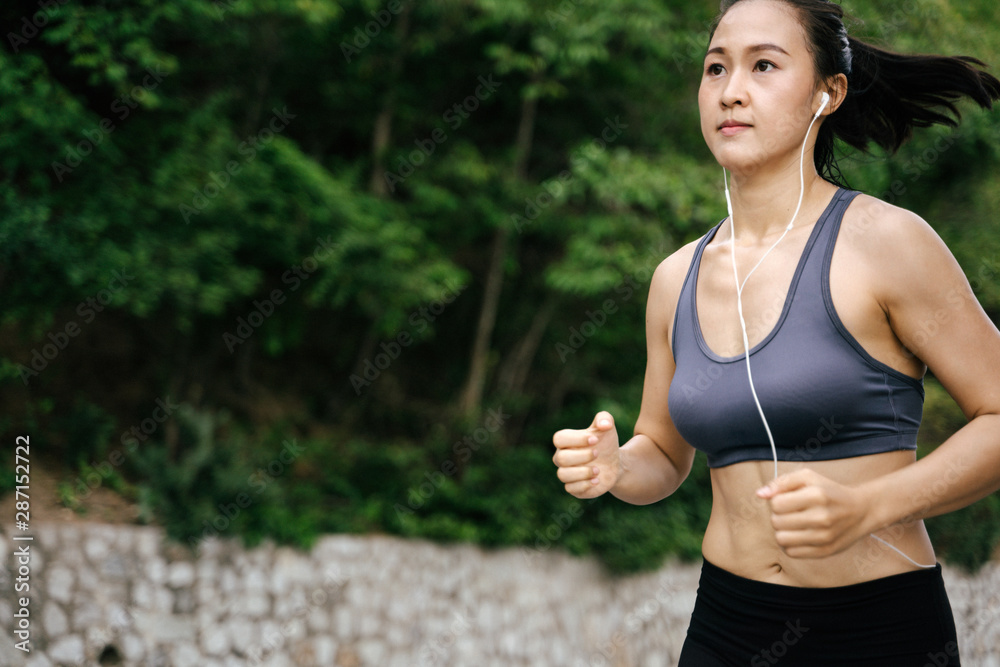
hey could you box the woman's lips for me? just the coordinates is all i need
[719,121,752,137]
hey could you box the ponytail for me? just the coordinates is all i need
[820,38,1000,186]
[713,0,1000,188]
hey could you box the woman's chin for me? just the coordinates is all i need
[714,154,764,177]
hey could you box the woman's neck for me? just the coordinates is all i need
[724,163,835,245]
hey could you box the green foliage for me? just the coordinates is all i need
[918,377,970,449]
[0,457,15,496]
[130,406,261,546]
[926,494,1000,572]
[0,0,998,574]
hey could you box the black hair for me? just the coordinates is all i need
[710,0,1000,187]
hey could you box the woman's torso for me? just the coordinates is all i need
[671,185,935,587]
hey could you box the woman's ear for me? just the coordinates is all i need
[823,73,849,115]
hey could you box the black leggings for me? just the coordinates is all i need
[678,557,960,666]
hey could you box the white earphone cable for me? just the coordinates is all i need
[724,93,936,570]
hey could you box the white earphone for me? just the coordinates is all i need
[817,91,831,117]
[722,88,936,570]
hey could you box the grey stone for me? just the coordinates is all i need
[105,602,135,633]
[273,588,308,620]
[24,654,54,667]
[227,617,256,655]
[313,637,337,665]
[84,536,109,563]
[145,557,167,585]
[72,600,104,632]
[196,558,218,583]
[172,641,203,665]
[132,611,197,643]
[357,638,386,665]
[173,587,196,614]
[34,524,57,549]
[100,553,130,580]
[134,527,160,559]
[47,635,85,664]
[243,592,271,618]
[202,624,231,656]
[42,601,68,637]
[307,608,328,634]
[4,522,997,666]
[272,548,313,593]
[168,561,196,588]
[46,566,74,604]
[244,568,268,592]
[333,607,353,640]
[75,564,101,592]
[121,633,147,662]
[220,568,239,595]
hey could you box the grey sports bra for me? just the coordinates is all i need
[667,188,924,468]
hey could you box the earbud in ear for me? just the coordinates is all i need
[816,92,831,118]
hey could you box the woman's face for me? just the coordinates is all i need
[698,0,821,176]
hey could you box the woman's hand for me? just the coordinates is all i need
[756,468,875,558]
[552,411,622,499]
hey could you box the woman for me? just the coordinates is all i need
[552,1,1000,664]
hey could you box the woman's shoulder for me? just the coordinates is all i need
[842,193,937,249]
[841,192,959,294]
[645,232,718,337]
[842,192,946,258]
[651,235,705,298]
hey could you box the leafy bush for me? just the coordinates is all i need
[131,406,272,549]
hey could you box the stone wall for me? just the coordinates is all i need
[0,523,998,666]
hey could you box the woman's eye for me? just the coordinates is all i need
[707,63,724,76]
[755,60,776,72]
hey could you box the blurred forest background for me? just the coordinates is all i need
[1,0,999,574]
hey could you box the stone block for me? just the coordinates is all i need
[42,601,68,637]
[201,624,231,656]
[47,635,85,664]
[46,566,74,604]
[168,561,196,588]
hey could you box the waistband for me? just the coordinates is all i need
[700,556,944,608]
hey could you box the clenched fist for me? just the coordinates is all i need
[552,411,622,499]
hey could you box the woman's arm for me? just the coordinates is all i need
[759,200,1000,558]
[858,204,1000,531]
[611,250,698,505]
